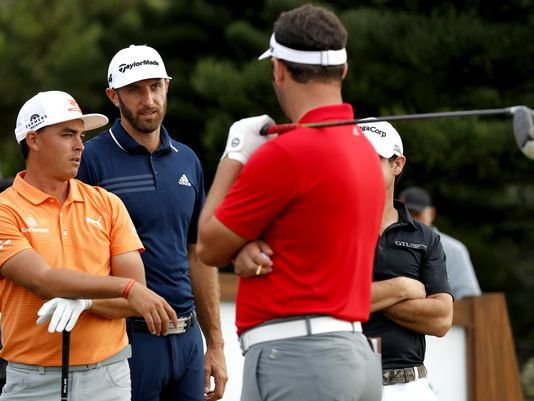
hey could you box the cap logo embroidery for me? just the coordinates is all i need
[118,59,160,73]
[67,100,82,113]
[25,114,47,130]
[360,125,386,138]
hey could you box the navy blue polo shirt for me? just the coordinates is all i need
[77,119,205,313]
[362,200,452,369]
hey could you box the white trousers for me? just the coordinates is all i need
[382,378,439,401]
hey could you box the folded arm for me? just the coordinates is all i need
[370,276,426,313]
[382,292,453,337]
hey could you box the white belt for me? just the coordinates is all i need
[239,316,362,354]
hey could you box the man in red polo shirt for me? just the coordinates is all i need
[198,4,384,401]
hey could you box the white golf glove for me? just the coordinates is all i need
[221,115,276,164]
[36,298,92,333]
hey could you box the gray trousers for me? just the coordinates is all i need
[241,332,382,401]
[0,359,130,401]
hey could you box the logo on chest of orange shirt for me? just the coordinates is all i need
[21,217,50,233]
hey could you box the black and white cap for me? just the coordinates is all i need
[358,118,404,158]
[107,45,172,89]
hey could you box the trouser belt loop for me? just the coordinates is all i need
[305,316,312,336]
[38,366,45,375]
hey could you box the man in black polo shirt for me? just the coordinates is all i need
[359,119,453,401]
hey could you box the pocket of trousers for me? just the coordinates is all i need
[3,365,32,395]
[103,360,131,390]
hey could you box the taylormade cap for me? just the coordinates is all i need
[399,187,432,213]
[14,91,108,143]
[107,45,172,89]
[258,33,347,66]
[358,119,404,158]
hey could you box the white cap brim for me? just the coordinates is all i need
[258,49,272,60]
[80,114,109,131]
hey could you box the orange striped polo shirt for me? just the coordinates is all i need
[0,172,143,366]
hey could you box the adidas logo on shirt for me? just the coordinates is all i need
[178,174,191,187]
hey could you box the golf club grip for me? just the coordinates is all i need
[260,123,298,135]
[61,331,70,401]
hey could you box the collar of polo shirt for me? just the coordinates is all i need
[258,33,347,66]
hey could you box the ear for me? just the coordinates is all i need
[25,130,40,151]
[106,88,120,108]
[165,79,170,93]
[272,59,286,85]
[393,155,407,176]
[341,63,348,79]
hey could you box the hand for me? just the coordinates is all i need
[221,115,276,164]
[125,282,179,335]
[204,346,228,401]
[233,240,273,277]
[36,298,92,333]
[394,276,426,300]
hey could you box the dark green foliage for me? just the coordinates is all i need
[0,0,533,365]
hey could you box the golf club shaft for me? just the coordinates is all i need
[260,106,518,135]
[61,331,70,401]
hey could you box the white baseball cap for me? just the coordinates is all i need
[358,119,404,158]
[107,45,172,89]
[14,91,109,143]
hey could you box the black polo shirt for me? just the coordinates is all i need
[362,200,451,369]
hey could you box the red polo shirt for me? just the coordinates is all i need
[216,104,385,334]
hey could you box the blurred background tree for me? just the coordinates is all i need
[0,0,533,389]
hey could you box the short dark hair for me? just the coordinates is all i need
[274,4,347,83]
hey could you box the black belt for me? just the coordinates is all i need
[382,365,427,386]
[127,311,195,335]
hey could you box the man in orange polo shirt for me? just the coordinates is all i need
[0,90,178,401]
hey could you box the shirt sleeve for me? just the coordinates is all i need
[444,238,481,299]
[215,140,299,240]
[0,205,33,271]
[105,191,144,255]
[420,232,452,297]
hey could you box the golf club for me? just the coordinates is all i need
[61,331,70,401]
[260,106,534,159]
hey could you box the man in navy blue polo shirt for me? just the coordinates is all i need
[77,45,227,401]
[359,119,453,401]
